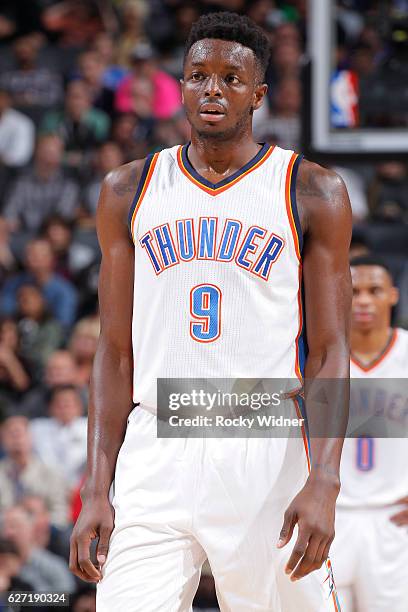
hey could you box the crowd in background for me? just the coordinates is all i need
[0,1,407,610]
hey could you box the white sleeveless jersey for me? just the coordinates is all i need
[338,328,408,507]
[128,143,306,410]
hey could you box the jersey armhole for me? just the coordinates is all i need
[285,153,303,261]
[128,152,160,243]
[290,154,304,254]
[285,152,304,260]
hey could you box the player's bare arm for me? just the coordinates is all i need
[69,159,146,583]
[278,160,352,581]
[390,496,408,526]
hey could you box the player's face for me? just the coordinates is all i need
[181,39,267,140]
[351,265,398,332]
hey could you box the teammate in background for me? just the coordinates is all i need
[331,255,408,612]
[69,12,352,611]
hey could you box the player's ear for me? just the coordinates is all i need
[180,79,185,104]
[253,83,268,111]
[390,286,399,307]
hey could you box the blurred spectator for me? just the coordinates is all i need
[0,416,69,528]
[264,22,304,104]
[21,495,52,551]
[116,0,148,68]
[0,34,63,124]
[0,219,16,283]
[68,317,100,387]
[255,76,301,150]
[0,238,79,329]
[19,349,85,419]
[111,112,148,161]
[75,51,115,117]
[0,86,35,169]
[174,3,200,48]
[150,116,192,151]
[1,505,75,592]
[246,0,276,28]
[91,33,128,91]
[0,318,30,409]
[0,1,46,41]
[115,43,182,120]
[20,493,72,560]
[3,135,80,234]
[273,22,303,47]
[41,81,110,172]
[368,162,408,223]
[359,26,387,66]
[270,35,302,80]
[16,283,64,383]
[0,12,17,42]
[152,2,200,80]
[43,350,79,388]
[350,42,376,79]
[81,142,124,218]
[70,585,96,612]
[30,385,87,489]
[0,537,34,594]
[42,215,96,279]
[41,0,105,49]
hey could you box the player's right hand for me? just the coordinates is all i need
[69,495,114,583]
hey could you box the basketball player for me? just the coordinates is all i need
[69,12,352,611]
[330,255,408,612]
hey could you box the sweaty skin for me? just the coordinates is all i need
[277,161,352,581]
[69,37,352,584]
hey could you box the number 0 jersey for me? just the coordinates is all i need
[338,328,408,507]
[128,143,305,410]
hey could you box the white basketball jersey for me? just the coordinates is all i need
[128,143,306,410]
[338,328,408,507]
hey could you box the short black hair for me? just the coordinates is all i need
[350,254,394,282]
[185,12,270,79]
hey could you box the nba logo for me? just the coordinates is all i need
[330,70,359,128]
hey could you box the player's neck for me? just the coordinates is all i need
[351,325,393,361]
[189,131,261,177]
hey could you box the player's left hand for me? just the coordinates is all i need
[277,475,339,581]
[390,496,408,526]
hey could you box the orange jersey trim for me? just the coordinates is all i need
[293,397,311,472]
[285,152,302,262]
[351,328,398,372]
[130,152,160,242]
[285,152,304,383]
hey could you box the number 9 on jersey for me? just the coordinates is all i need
[190,284,222,343]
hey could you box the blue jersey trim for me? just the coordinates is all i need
[290,153,304,254]
[181,142,271,190]
[128,153,156,241]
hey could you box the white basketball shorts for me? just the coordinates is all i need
[330,505,408,612]
[97,406,341,611]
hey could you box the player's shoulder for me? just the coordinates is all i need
[296,158,347,202]
[295,158,352,234]
[103,144,179,195]
[94,158,149,232]
[103,158,148,198]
